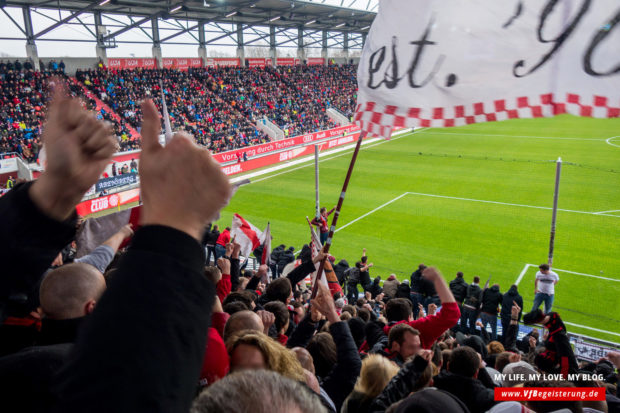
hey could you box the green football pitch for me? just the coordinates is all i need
[215,114,620,343]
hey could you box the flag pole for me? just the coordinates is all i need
[548,157,562,267]
[311,131,366,298]
[159,80,173,144]
[315,144,320,219]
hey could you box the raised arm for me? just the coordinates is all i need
[311,283,362,412]
[409,267,460,349]
[51,99,232,413]
[0,83,116,321]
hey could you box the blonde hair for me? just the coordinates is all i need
[487,341,505,354]
[353,354,400,399]
[227,330,306,382]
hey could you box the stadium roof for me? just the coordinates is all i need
[4,0,377,34]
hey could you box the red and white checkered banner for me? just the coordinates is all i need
[356,0,620,138]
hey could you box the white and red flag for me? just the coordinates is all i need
[355,0,620,138]
[231,213,263,258]
[75,205,140,258]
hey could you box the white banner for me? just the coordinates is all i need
[0,157,17,174]
[356,0,620,137]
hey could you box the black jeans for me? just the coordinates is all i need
[206,245,216,264]
[460,306,478,335]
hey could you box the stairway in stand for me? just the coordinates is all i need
[69,77,141,140]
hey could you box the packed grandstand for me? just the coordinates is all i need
[1,61,357,160]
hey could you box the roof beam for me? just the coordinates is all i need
[160,22,200,43]
[103,14,156,41]
[33,0,99,39]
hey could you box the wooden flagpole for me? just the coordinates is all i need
[311,131,366,298]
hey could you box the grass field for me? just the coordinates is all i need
[214,115,620,342]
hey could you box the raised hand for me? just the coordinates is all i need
[30,82,117,220]
[138,100,232,241]
[257,310,275,334]
[428,303,438,315]
[511,301,521,319]
[310,282,339,323]
[217,257,231,275]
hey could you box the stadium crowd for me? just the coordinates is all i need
[0,81,619,413]
[1,62,356,164]
[0,62,134,160]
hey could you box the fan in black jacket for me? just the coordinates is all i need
[310,283,362,412]
[500,284,523,346]
[432,346,496,413]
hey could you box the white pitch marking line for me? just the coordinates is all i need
[515,263,532,286]
[606,136,620,148]
[336,192,410,233]
[563,322,620,338]
[593,209,620,214]
[405,192,620,218]
[525,264,620,283]
[426,131,607,141]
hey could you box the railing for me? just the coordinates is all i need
[256,117,285,140]
[327,107,351,126]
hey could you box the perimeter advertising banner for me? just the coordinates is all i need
[205,58,241,67]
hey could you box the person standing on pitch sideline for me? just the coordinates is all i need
[311,206,335,245]
[531,264,559,314]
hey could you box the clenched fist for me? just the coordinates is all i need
[138,100,232,241]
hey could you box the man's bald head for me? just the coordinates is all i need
[292,347,315,374]
[39,263,106,320]
[223,310,263,342]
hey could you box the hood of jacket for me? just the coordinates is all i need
[506,285,519,295]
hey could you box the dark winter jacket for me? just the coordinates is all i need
[333,260,349,286]
[410,269,423,293]
[463,283,483,309]
[395,283,411,300]
[367,277,383,299]
[203,228,219,246]
[0,343,73,413]
[320,322,362,413]
[418,276,437,300]
[269,245,285,264]
[500,285,523,321]
[0,183,76,322]
[480,285,503,315]
[432,371,496,413]
[449,277,468,304]
[277,248,295,273]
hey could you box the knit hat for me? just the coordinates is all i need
[502,361,538,387]
[199,328,229,388]
[393,388,469,413]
